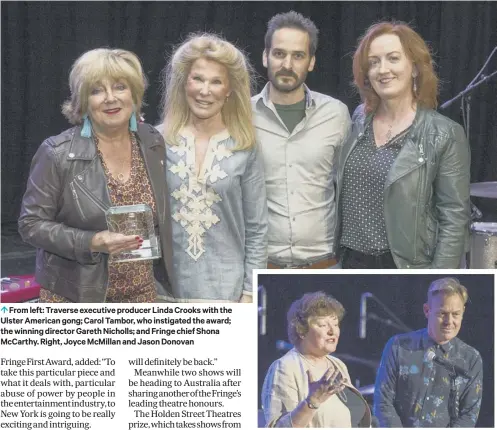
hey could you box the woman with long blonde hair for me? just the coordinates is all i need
[157,33,268,303]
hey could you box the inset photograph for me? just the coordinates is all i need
[257,274,494,427]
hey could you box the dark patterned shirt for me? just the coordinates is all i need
[340,121,409,254]
[374,328,483,427]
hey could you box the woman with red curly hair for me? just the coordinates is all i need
[336,21,470,269]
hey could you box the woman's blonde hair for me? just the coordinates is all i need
[160,33,256,151]
[62,48,147,124]
[352,21,439,114]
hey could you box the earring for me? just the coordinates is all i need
[80,114,92,138]
[129,112,138,132]
[364,78,371,88]
[413,78,418,94]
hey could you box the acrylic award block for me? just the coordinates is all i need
[105,204,161,263]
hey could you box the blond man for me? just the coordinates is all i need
[374,278,482,427]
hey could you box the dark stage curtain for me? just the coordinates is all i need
[2,1,496,224]
[258,274,494,427]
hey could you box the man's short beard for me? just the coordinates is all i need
[268,68,308,94]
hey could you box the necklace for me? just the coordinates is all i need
[385,123,393,143]
[300,353,330,370]
[376,107,416,146]
[117,168,126,183]
[95,133,133,183]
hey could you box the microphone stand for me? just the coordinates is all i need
[440,46,497,144]
[366,294,413,334]
[258,285,267,336]
[368,312,411,333]
[445,70,497,141]
[440,46,496,266]
[440,69,497,110]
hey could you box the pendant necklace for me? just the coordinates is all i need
[117,160,127,182]
[96,133,132,183]
[385,123,393,143]
[117,133,134,183]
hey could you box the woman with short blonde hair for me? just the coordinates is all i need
[19,48,174,303]
[62,48,147,124]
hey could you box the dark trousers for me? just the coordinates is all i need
[340,247,398,269]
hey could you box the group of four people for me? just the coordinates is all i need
[18,11,470,303]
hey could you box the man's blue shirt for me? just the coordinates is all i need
[374,328,482,427]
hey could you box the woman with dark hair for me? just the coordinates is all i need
[336,21,470,269]
[261,292,371,427]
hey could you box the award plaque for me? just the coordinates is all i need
[105,204,161,262]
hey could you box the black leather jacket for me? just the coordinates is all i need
[18,123,174,302]
[335,105,470,268]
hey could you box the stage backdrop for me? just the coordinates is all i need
[2,1,496,225]
[257,273,494,427]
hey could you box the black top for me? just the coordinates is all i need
[340,121,410,254]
